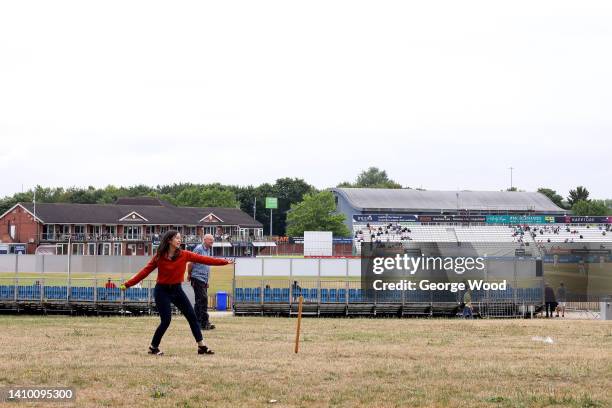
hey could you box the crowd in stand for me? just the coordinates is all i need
[354,223,412,243]
[509,224,611,244]
[355,222,612,245]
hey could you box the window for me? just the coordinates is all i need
[100,243,111,256]
[73,225,84,234]
[92,225,102,236]
[113,243,122,256]
[71,243,84,255]
[106,225,117,239]
[59,225,70,239]
[124,226,142,240]
[43,225,56,240]
[87,243,96,255]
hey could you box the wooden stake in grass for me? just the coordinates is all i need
[294,295,303,354]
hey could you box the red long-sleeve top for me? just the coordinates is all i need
[124,250,228,288]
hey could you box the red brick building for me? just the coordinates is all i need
[0,197,265,256]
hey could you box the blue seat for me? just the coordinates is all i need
[263,288,272,302]
[272,288,281,302]
[244,288,253,302]
[125,287,145,301]
[338,289,347,302]
[281,288,290,302]
[234,288,244,302]
[320,289,329,302]
[309,288,318,301]
[329,289,337,302]
[18,286,40,300]
[253,288,261,302]
[45,286,67,300]
[71,287,94,301]
[0,285,15,300]
[303,288,315,301]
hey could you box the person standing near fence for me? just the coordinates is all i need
[188,233,216,330]
[462,288,473,318]
[544,282,557,318]
[556,282,566,318]
[120,230,232,356]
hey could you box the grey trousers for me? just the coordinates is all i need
[190,278,210,327]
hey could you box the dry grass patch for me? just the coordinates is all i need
[0,316,610,407]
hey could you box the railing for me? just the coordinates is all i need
[39,233,271,244]
[0,276,231,311]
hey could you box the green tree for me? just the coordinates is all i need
[338,167,402,189]
[199,188,237,208]
[176,186,237,208]
[271,178,316,235]
[567,186,589,207]
[537,187,565,209]
[571,200,609,216]
[286,191,350,237]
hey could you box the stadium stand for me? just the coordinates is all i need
[352,222,612,253]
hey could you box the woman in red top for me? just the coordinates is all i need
[121,230,232,355]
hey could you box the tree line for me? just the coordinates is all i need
[1,167,610,237]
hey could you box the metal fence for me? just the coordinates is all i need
[232,257,554,317]
[0,254,230,313]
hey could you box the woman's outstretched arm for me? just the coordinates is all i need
[123,256,159,288]
[184,251,231,266]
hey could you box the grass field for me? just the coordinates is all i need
[1,316,610,407]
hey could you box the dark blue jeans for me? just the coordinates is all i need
[152,283,203,348]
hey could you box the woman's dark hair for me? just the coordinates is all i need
[156,230,181,260]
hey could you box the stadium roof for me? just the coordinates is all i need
[8,200,262,227]
[331,188,566,213]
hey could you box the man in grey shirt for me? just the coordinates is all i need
[189,234,216,330]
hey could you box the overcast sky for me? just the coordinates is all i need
[1,1,610,199]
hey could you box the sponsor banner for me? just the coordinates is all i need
[554,216,611,224]
[418,215,486,223]
[13,244,26,254]
[485,215,556,224]
[355,213,611,225]
[353,214,418,223]
[288,237,354,244]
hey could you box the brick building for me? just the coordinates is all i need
[0,197,266,256]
